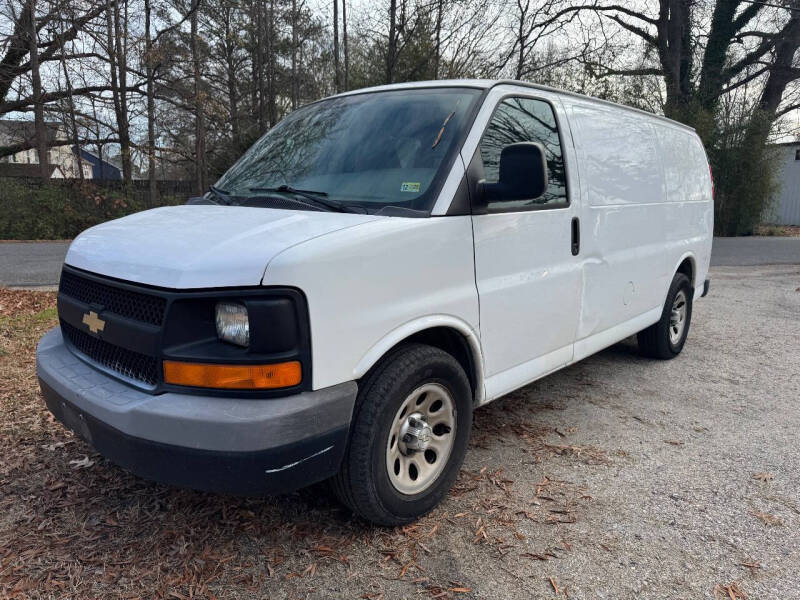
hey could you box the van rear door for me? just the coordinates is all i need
[465,89,582,401]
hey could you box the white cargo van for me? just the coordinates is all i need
[37,80,712,525]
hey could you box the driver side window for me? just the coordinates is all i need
[478,97,568,209]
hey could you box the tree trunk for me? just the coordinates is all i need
[658,0,693,118]
[254,1,265,130]
[28,0,49,179]
[291,0,298,108]
[144,0,157,201]
[757,1,800,117]
[0,1,34,105]
[222,6,240,144]
[343,0,349,90]
[333,0,340,92]
[58,23,82,181]
[434,0,442,79]
[267,0,277,126]
[697,0,739,112]
[191,7,206,194]
[113,0,132,184]
[515,1,527,81]
[387,0,396,84]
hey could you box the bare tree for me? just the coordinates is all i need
[387,0,396,83]
[342,0,348,90]
[434,0,443,79]
[577,0,800,120]
[266,0,276,126]
[28,0,49,177]
[333,0,339,91]
[190,1,205,193]
[292,0,298,107]
[56,8,84,181]
[104,0,133,183]
[144,0,156,197]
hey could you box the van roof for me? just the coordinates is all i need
[330,79,696,133]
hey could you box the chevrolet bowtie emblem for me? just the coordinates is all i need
[82,311,106,334]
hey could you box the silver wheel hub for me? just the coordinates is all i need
[386,383,456,495]
[669,290,687,345]
[400,413,433,453]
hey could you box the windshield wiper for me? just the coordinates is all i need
[432,97,464,150]
[249,184,358,213]
[207,185,233,205]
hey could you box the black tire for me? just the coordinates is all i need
[637,272,693,359]
[330,343,473,526]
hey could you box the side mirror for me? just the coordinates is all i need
[477,142,548,206]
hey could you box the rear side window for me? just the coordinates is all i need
[478,97,568,209]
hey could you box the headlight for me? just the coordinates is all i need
[215,302,249,347]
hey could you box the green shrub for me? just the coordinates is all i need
[709,114,780,237]
[0,179,183,240]
[668,103,780,237]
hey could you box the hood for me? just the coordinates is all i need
[65,205,379,288]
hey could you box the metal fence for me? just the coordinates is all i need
[765,144,800,226]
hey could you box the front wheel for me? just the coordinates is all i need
[331,344,473,526]
[637,272,693,359]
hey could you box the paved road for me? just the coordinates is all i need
[0,241,69,287]
[0,236,798,287]
[711,236,800,266]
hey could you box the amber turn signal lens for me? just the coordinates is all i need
[163,360,301,389]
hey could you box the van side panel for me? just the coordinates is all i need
[564,99,712,359]
[654,124,714,291]
[261,216,480,393]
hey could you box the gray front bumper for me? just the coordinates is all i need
[37,327,357,494]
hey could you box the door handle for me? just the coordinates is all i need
[571,217,580,256]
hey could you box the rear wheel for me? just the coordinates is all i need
[331,344,472,526]
[637,272,693,359]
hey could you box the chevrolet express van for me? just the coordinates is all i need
[37,80,712,525]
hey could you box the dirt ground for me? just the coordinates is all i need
[1,265,799,600]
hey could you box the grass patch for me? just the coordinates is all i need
[31,306,57,323]
[753,224,800,237]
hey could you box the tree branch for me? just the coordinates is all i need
[0,85,113,115]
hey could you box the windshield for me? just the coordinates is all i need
[214,87,482,213]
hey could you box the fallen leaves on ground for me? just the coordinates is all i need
[713,582,748,599]
[738,561,760,574]
[0,288,57,318]
[752,511,783,526]
[0,290,602,599]
[68,456,95,469]
[751,472,773,482]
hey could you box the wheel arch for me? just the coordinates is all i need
[353,317,485,406]
[674,253,696,287]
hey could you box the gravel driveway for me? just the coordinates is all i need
[396,264,800,600]
[2,264,798,599]
[472,264,800,599]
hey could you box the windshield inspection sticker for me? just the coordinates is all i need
[400,182,421,193]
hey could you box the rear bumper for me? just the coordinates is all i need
[36,327,357,495]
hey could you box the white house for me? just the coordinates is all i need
[0,120,92,179]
